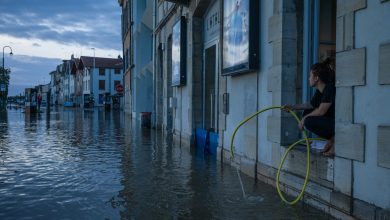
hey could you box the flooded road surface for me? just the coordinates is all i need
[0,108,334,219]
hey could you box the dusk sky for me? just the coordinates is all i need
[0,0,122,96]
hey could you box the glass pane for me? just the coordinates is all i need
[318,0,336,61]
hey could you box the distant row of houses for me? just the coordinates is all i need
[48,55,123,108]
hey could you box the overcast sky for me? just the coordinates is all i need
[0,0,122,95]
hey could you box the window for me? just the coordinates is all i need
[301,0,336,103]
[115,69,121,74]
[99,80,105,90]
[318,0,336,61]
[99,68,105,76]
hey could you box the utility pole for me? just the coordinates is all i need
[91,48,95,107]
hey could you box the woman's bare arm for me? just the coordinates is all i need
[283,103,313,111]
[292,103,313,110]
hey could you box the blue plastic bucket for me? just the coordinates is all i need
[195,128,208,153]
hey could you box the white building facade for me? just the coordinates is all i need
[79,56,124,107]
[151,0,390,219]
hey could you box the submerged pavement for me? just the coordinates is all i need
[0,108,334,219]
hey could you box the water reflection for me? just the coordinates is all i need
[0,111,9,161]
[0,109,334,220]
[0,111,8,138]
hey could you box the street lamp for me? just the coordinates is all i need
[1,46,13,109]
[91,48,95,82]
[2,46,13,70]
[90,47,95,107]
[91,47,95,67]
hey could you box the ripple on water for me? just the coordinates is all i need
[0,109,334,220]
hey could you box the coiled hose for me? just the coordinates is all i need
[229,106,326,205]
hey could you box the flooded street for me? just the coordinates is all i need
[0,108,333,219]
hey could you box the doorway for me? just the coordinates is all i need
[156,43,164,129]
[203,44,218,131]
[166,36,173,132]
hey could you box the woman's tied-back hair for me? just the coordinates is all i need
[310,57,335,84]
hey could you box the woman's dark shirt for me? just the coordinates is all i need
[310,83,336,118]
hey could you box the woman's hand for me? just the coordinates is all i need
[282,105,293,112]
[298,118,305,130]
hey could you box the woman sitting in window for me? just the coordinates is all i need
[284,58,336,157]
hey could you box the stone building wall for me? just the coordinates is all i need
[151,1,390,219]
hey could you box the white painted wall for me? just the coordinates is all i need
[182,75,191,137]
[222,1,274,164]
[70,75,74,97]
[353,0,390,209]
[257,1,274,166]
[173,8,192,138]
[172,68,191,137]
[134,71,153,113]
[82,69,91,94]
[225,74,258,159]
[173,87,183,134]
[132,0,153,116]
[92,69,99,105]
[63,74,69,101]
[91,67,123,107]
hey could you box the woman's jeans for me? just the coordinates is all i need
[302,110,335,140]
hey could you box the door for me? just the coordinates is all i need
[203,43,219,131]
[166,36,173,132]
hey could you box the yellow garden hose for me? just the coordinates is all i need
[276,137,325,204]
[230,106,284,159]
[229,106,326,205]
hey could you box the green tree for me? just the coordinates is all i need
[0,66,11,109]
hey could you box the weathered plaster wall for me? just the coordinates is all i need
[352,0,390,209]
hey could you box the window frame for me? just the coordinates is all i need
[99,68,105,76]
[99,80,105,90]
[302,0,336,102]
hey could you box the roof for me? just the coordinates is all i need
[80,56,123,69]
[71,58,80,73]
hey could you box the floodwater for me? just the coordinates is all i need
[0,108,334,219]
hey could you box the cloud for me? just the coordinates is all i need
[6,55,61,95]
[0,0,123,95]
[38,19,93,34]
[0,0,122,57]
[0,34,121,60]
[8,55,45,64]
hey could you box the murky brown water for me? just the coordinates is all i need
[0,108,334,219]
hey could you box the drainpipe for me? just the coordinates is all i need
[152,0,157,128]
